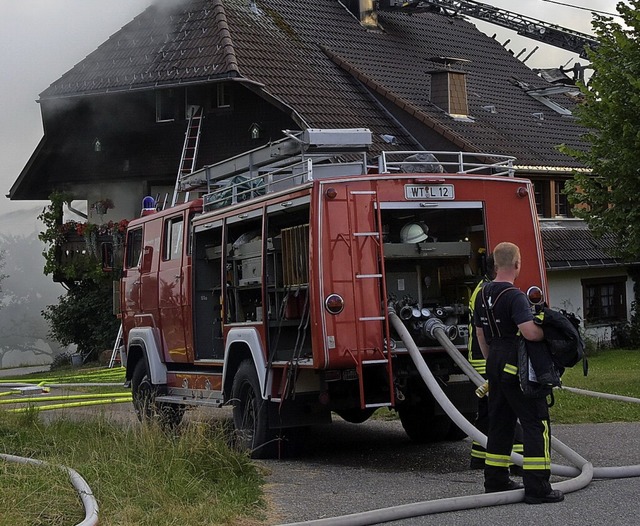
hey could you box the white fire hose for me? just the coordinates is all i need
[0,453,98,526]
[278,312,640,525]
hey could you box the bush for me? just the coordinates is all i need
[612,300,640,349]
[42,278,119,361]
[49,351,73,370]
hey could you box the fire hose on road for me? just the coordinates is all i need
[279,312,640,526]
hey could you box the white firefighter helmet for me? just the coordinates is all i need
[400,222,429,243]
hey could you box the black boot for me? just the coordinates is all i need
[524,489,564,504]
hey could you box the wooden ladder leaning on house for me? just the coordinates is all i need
[170,106,204,207]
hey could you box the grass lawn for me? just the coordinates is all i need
[552,349,640,424]
[0,365,265,526]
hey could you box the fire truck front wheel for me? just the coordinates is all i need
[232,360,276,459]
[131,360,184,428]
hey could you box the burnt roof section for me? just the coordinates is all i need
[541,226,625,270]
[39,0,587,168]
[42,1,240,95]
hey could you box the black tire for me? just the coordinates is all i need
[398,403,451,443]
[131,360,184,428]
[232,359,276,458]
[335,408,376,424]
[445,413,475,441]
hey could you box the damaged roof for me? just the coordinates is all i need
[39,0,587,168]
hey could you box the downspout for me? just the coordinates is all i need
[66,202,88,220]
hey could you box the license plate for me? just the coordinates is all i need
[404,184,455,200]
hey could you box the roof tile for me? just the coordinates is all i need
[40,0,589,167]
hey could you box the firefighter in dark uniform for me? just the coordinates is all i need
[474,242,564,504]
[468,253,523,471]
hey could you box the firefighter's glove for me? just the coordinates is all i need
[534,311,545,325]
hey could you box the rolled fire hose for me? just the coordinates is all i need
[0,453,98,526]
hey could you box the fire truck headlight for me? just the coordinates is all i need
[325,187,338,200]
[325,293,345,315]
[517,186,529,198]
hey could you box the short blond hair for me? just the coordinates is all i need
[493,242,520,270]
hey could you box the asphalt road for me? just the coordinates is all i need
[260,418,640,526]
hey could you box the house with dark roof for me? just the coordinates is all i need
[8,0,636,343]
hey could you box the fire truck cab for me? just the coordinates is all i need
[120,128,547,457]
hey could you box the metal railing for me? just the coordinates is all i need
[203,159,313,212]
[201,149,517,212]
[379,150,516,177]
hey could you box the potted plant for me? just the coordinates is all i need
[91,198,114,216]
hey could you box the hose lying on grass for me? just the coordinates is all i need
[1,453,98,526]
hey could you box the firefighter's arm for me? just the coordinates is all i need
[476,327,490,359]
[518,320,544,341]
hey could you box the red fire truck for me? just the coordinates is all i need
[120,129,547,457]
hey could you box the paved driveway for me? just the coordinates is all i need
[261,418,640,526]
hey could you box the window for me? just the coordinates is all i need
[554,181,571,217]
[216,83,230,108]
[156,89,182,122]
[531,179,571,218]
[164,217,184,260]
[533,180,550,217]
[582,277,627,324]
[125,228,143,268]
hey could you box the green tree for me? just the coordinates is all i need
[563,1,640,260]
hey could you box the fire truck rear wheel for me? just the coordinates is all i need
[232,359,276,459]
[335,408,376,424]
[131,360,184,428]
[445,413,475,441]
[398,405,451,443]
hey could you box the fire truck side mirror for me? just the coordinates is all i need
[141,246,153,273]
[526,286,544,306]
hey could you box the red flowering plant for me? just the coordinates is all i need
[58,218,129,241]
[39,193,130,282]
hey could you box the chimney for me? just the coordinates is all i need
[345,0,378,29]
[428,57,471,118]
